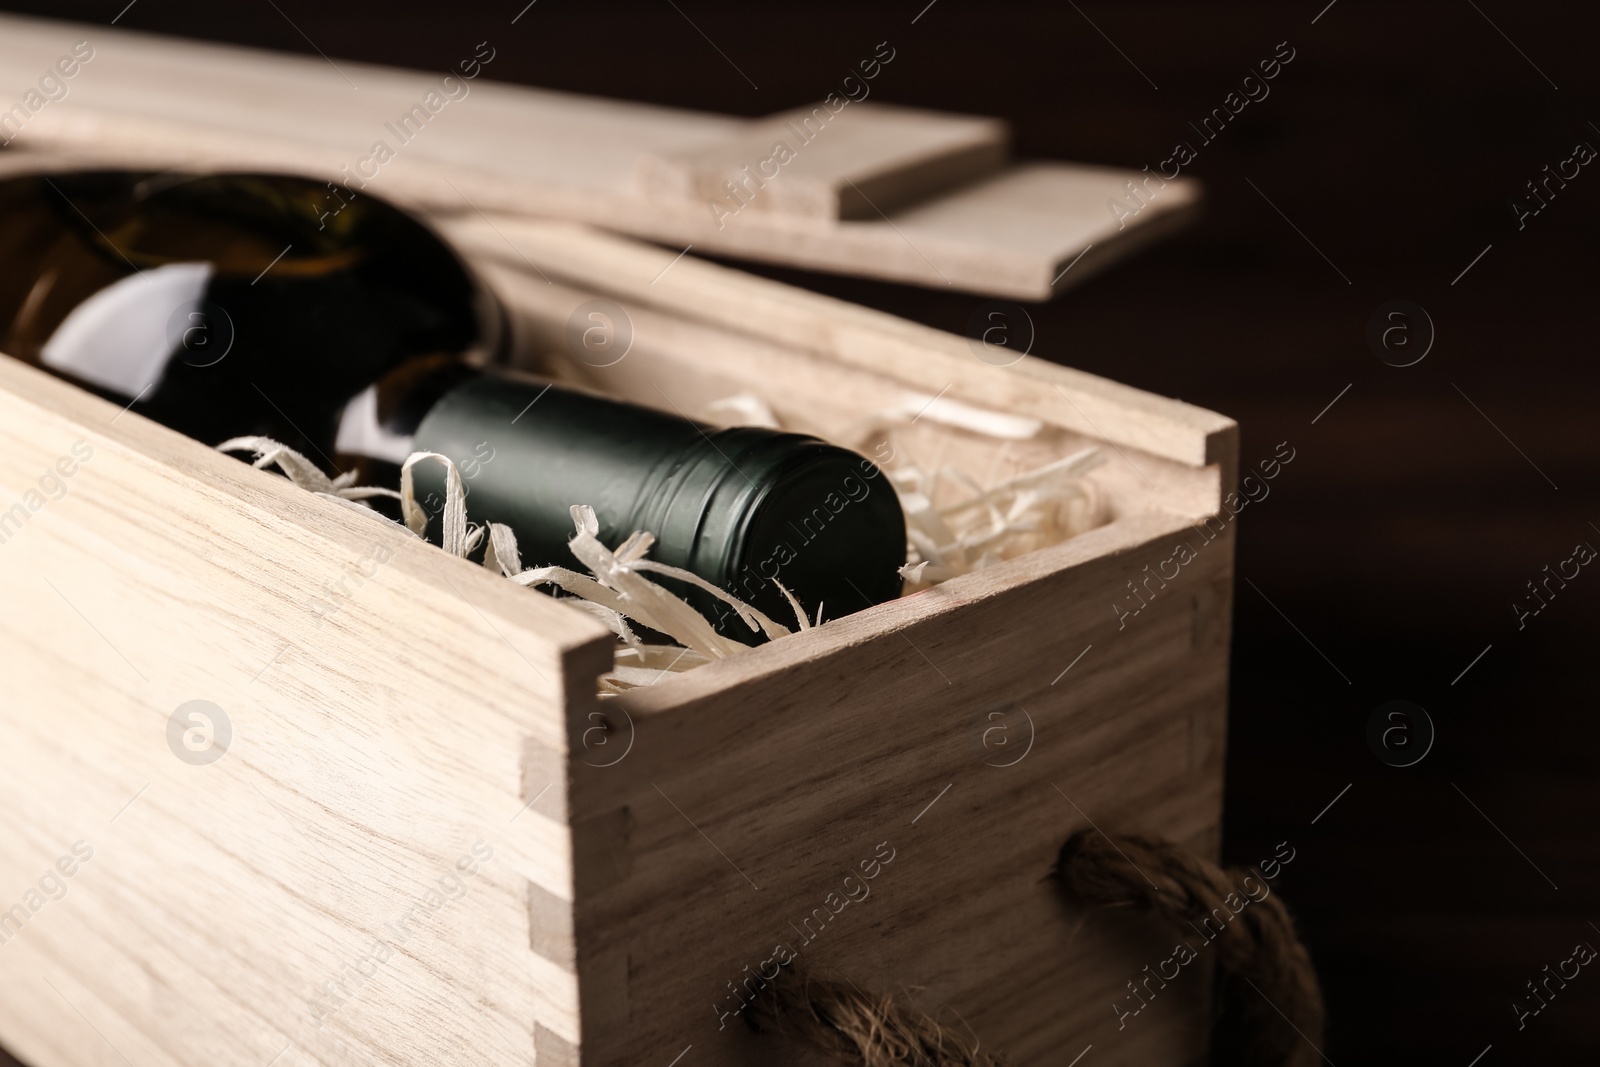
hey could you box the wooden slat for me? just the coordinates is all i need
[0,14,1198,300]
[441,217,1235,471]
[570,510,1235,1066]
[478,262,1226,524]
[636,103,1009,220]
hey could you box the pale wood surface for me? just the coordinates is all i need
[437,216,1235,472]
[575,508,1234,1065]
[636,103,1009,220]
[0,14,1198,299]
[0,355,614,1067]
[481,262,1226,526]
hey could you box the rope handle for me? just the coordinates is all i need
[746,830,1325,1067]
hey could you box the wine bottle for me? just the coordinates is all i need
[0,170,906,638]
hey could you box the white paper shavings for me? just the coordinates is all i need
[892,391,1044,440]
[217,437,799,696]
[218,436,402,506]
[513,506,796,664]
[702,392,781,429]
[470,499,805,691]
[898,560,930,583]
[705,390,1107,593]
[892,445,1107,588]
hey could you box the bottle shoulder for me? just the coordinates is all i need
[0,170,497,471]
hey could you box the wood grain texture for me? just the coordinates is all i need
[0,355,614,1067]
[573,509,1235,1065]
[0,14,1198,299]
[636,103,1009,220]
[477,261,1226,525]
[438,216,1234,471]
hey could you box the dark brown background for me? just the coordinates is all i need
[3,1,1596,1062]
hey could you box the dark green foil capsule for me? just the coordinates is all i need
[409,372,907,642]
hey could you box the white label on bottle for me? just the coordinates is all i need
[334,384,416,464]
[40,262,213,398]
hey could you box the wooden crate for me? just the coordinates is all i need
[0,190,1234,1065]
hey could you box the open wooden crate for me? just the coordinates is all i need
[0,204,1235,1065]
[0,15,1232,1058]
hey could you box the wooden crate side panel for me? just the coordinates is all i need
[0,357,614,1067]
[480,263,1223,526]
[445,219,1231,469]
[570,512,1234,1065]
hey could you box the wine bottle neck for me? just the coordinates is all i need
[333,359,484,467]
